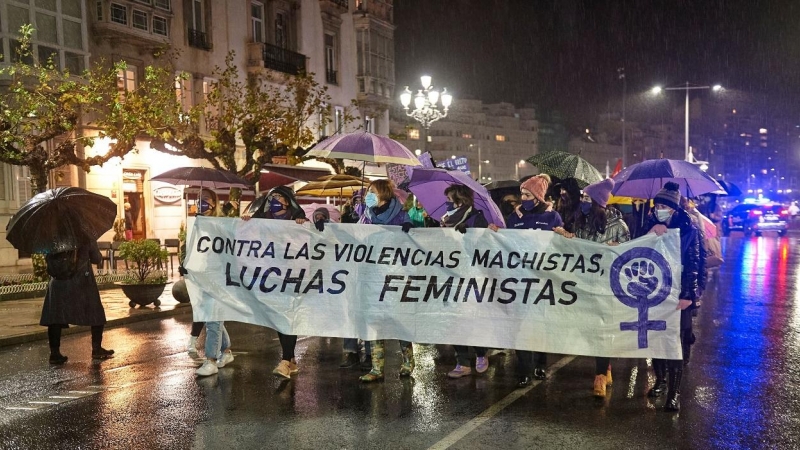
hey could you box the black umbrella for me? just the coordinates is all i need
[150,167,251,189]
[6,187,117,254]
[717,179,742,197]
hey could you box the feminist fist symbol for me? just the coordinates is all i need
[610,249,673,349]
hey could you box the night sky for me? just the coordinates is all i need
[394,0,800,128]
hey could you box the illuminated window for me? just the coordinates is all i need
[462,133,472,139]
[408,129,420,140]
[495,135,506,142]
[117,66,137,100]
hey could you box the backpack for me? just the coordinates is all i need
[45,249,79,280]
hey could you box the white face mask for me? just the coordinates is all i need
[656,208,673,223]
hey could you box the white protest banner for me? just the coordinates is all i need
[184,218,683,359]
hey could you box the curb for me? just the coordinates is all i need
[0,303,193,348]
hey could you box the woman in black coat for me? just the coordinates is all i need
[40,240,113,364]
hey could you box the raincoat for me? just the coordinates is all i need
[40,241,106,327]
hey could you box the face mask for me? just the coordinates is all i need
[199,200,213,215]
[656,208,673,223]
[365,192,379,208]
[268,198,284,213]
[445,201,457,212]
[521,199,536,210]
[580,200,592,215]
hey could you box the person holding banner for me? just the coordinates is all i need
[491,174,563,387]
[242,186,307,379]
[440,184,491,379]
[646,182,701,412]
[358,179,416,382]
[562,178,631,397]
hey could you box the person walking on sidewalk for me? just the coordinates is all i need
[242,185,307,379]
[40,239,114,364]
[195,322,234,377]
[440,184,490,379]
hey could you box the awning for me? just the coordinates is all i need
[254,164,334,193]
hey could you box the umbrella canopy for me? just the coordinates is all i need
[6,187,117,254]
[408,168,506,228]
[150,167,252,189]
[716,179,742,197]
[301,203,342,223]
[526,151,603,188]
[295,174,366,197]
[612,159,726,199]
[305,131,421,166]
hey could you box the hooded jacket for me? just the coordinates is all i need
[647,208,701,304]
[249,186,306,221]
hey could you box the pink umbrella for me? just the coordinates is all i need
[301,203,341,223]
[305,131,421,166]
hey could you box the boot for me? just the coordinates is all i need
[606,364,613,386]
[647,359,667,398]
[399,343,415,376]
[359,341,384,382]
[593,374,607,397]
[664,368,683,412]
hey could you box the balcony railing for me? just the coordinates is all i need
[188,28,211,50]
[326,69,338,84]
[262,43,306,75]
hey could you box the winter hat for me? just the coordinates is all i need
[521,174,551,203]
[312,207,330,222]
[653,181,681,210]
[583,178,615,208]
[352,188,365,201]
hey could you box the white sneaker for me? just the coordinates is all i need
[216,351,234,368]
[196,359,218,377]
[187,336,199,357]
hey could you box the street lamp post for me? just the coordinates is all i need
[651,82,722,162]
[400,75,453,152]
[618,67,626,168]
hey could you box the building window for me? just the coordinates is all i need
[133,10,149,31]
[64,51,85,74]
[190,0,204,31]
[325,33,337,84]
[275,11,286,48]
[154,0,171,10]
[117,66,137,100]
[251,1,265,43]
[365,116,375,133]
[175,73,192,112]
[96,1,103,21]
[153,16,168,36]
[462,133,472,139]
[408,129,420,140]
[111,3,128,25]
[495,135,506,142]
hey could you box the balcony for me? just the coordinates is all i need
[326,69,338,85]
[320,0,349,15]
[260,43,306,76]
[188,29,211,50]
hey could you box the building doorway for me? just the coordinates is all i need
[122,169,147,240]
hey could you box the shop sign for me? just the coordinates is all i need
[153,186,183,203]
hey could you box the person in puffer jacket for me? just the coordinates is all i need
[645,181,701,412]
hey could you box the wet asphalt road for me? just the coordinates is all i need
[0,234,799,450]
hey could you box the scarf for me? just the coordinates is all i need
[441,206,473,229]
[364,198,403,225]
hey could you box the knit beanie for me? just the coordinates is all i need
[521,174,551,203]
[583,178,615,208]
[653,181,681,210]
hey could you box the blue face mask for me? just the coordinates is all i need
[521,199,536,211]
[580,200,592,215]
[445,201,457,212]
[365,192,379,208]
[268,198,284,213]
[199,200,214,215]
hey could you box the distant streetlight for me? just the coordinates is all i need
[651,82,723,162]
[414,149,421,156]
[400,75,453,151]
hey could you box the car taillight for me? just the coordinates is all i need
[750,210,763,217]
[780,209,789,216]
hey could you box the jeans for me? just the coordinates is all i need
[205,321,230,360]
[454,346,487,367]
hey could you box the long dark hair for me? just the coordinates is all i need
[576,201,608,235]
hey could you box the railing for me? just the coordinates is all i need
[326,69,338,84]
[188,29,211,50]
[330,0,349,7]
[262,43,306,75]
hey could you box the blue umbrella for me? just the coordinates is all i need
[612,159,726,199]
[407,168,506,228]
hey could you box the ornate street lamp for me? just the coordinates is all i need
[400,75,453,151]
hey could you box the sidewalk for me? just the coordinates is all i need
[0,281,191,347]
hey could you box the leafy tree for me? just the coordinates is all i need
[0,25,178,193]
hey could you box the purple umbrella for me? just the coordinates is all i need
[612,159,726,199]
[305,131,421,166]
[408,168,506,228]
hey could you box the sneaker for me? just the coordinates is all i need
[533,368,546,380]
[593,374,607,397]
[216,351,234,368]
[49,353,68,365]
[339,352,359,369]
[447,364,472,379]
[475,357,489,374]
[289,358,299,374]
[196,360,218,377]
[92,348,115,359]
[187,336,199,357]
[273,360,292,379]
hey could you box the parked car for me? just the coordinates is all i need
[722,203,789,237]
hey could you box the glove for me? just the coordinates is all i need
[455,224,467,234]
[401,222,413,233]
[178,265,188,276]
[315,220,325,232]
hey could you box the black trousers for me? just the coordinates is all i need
[516,351,547,377]
[278,332,297,361]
